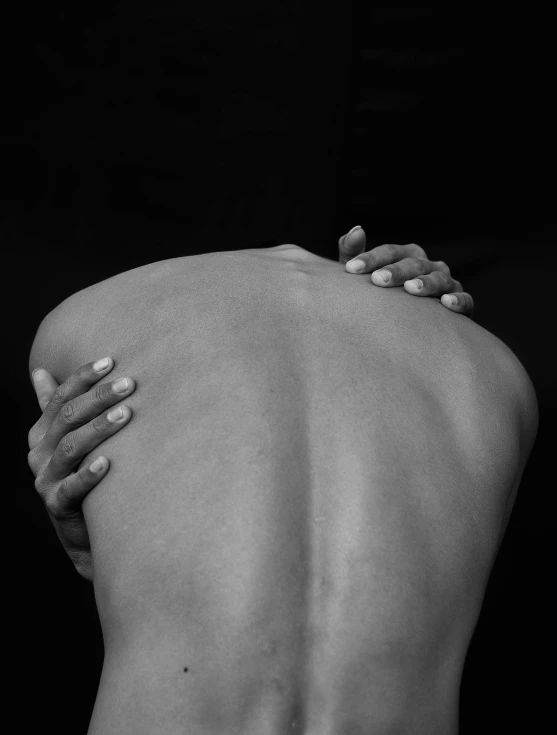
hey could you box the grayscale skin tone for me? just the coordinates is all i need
[27,226,473,582]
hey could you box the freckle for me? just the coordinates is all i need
[183,667,189,672]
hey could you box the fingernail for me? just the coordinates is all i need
[346,259,365,273]
[408,279,423,290]
[344,225,362,245]
[107,406,125,422]
[375,270,391,283]
[94,357,111,372]
[32,368,47,383]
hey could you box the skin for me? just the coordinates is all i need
[27,227,473,582]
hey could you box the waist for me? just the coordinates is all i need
[89,633,461,735]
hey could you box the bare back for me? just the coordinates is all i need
[33,244,537,734]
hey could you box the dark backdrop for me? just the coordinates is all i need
[12,3,554,732]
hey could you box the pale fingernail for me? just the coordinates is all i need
[113,378,130,394]
[32,368,47,383]
[107,406,125,422]
[375,270,391,283]
[346,225,362,239]
[447,295,457,305]
[408,279,423,290]
[90,457,106,473]
[346,259,365,272]
[94,357,111,372]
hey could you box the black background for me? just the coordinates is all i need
[12,3,555,732]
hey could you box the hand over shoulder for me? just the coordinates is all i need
[338,225,474,318]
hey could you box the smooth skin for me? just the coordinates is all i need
[27,227,473,581]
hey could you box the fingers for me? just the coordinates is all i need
[441,291,475,317]
[399,267,461,298]
[338,226,366,264]
[32,369,59,412]
[400,271,474,316]
[342,236,474,318]
[360,254,460,297]
[402,272,474,316]
[34,394,133,485]
[345,242,429,274]
[40,375,136,460]
[28,357,116,450]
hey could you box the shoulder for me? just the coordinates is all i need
[28,256,193,383]
[28,294,78,384]
[494,337,539,458]
[457,314,538,441]
[28,268,119,383]
[467,322,539,468]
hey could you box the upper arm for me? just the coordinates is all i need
[516,365,539,465]
[498,342,539,462]
[28,299,76,385]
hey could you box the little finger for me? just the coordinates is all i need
[440,292,475,317]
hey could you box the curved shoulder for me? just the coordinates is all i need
[28,294,78,384]
[486,329,539,459]
[472,328,539,550]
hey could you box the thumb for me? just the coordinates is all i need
[338,225,367,265]
[32,368,60,412]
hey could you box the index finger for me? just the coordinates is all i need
[346,243,428,273]
[28,357,115,450]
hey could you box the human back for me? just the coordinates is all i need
[40,243,536,734]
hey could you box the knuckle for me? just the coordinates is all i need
[90,414,107,434]
[44,489,62,517]
[408,243,427,258]
[384,243,399,260]
[34,472,48,497]
[436,272,451,288]
[388,263,402,280]
[93,382,112,403]
[409,257,426,273]
[433,260,451,276]
[60,433,76,457]
[56,480,70,508]
[61,400,75,423]
[52,383,68,405]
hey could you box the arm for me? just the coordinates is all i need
[28,348,136,581]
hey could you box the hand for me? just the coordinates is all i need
[27,358,136,581]
[338,225,474,318]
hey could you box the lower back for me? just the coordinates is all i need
[55,245,523,733]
